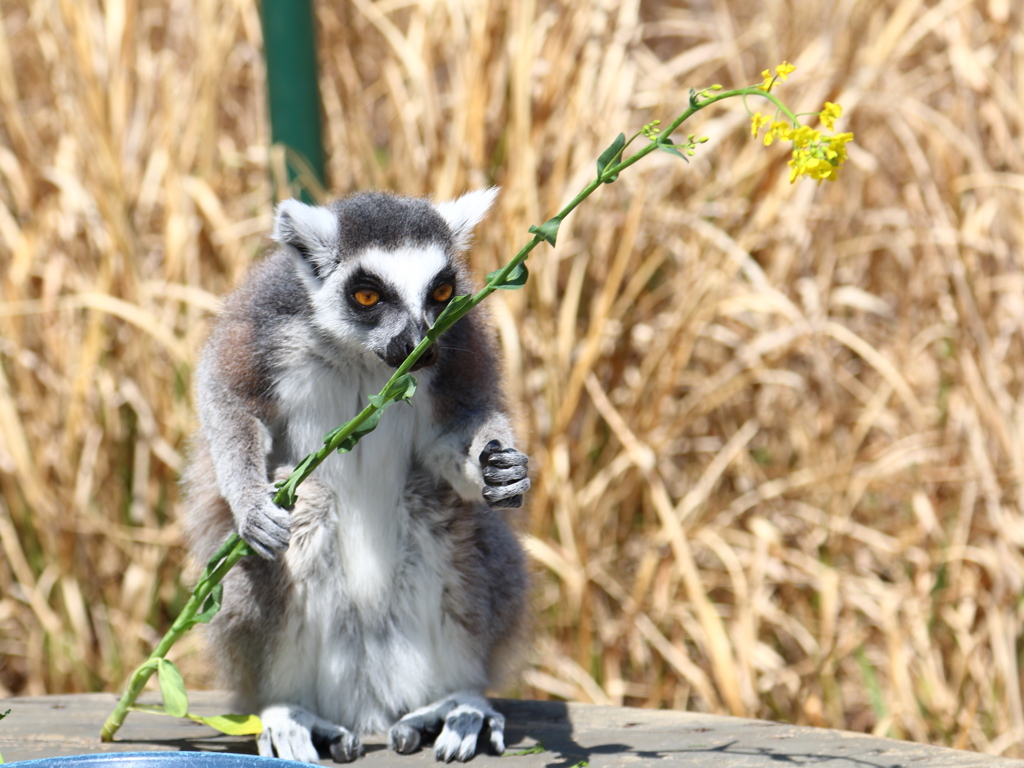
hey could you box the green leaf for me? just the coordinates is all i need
[128,706,263,736]
[274,453,318,508]
[528,217,561,247]
[388,373,418,403]
[188,713,264,736]
[0,710,8,764]
[503,741,545,756]
[193,583,223,625]
[433,294,475,330]
[596,133,625,179]
[485,262,529,290]
[372,373,418,408]
[658,136,688,161]
[157,659,188,718]
[236,540,257,557]
[0,711,9,767]
[128,704,170,715]
[336,409,383,454]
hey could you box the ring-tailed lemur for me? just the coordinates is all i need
[181,189,530,763]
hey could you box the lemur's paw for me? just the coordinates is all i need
[388,721,424,754]
[388,694,504,762]
[325,732,364,763]
[257,705,319,763]
[434,702,505,762]
[479,440,530,509]
[239,493,292,560]
[259,704,360,764]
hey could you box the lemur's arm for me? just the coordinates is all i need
[196,329,291,560]
[421,317,530,508]
[421,413,527,504]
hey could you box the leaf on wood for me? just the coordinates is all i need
[157,658,188,718]
[503,741,545,756]
[189,713,264,736]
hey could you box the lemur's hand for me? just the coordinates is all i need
[479,439,530,509]
[238,487,292,560]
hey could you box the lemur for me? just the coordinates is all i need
[181,189,530,764]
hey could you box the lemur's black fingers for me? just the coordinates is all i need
[388,722,422,755]
[328,733,364,763]
[240,508,291,560]
[388,700,452,756]
[483,478,530,507]
[483,464,528,484]
[488,494,524,509]
[478,439,503,467]
[434,707,484,762]
[240,528,288,560]
[484,713,506,755]
[486,450,529,469]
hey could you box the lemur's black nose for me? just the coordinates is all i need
[410,342,438,371]
[381,323,440,370]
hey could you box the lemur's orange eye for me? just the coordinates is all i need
[432,284,453,302]
[354,289,380,307]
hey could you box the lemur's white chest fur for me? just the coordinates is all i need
[265,328,487,734]
[277,357,420,610]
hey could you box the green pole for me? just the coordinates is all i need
[260,0,326,202]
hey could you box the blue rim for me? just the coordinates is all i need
[7,754,309,768]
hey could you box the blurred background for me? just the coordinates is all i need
[2,0,1024,757]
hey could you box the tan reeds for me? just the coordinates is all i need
[2,0,1024,757]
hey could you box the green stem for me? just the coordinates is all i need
[100,535,249,741]
[100,82,790,742]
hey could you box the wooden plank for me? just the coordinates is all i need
[1,693,1021,767]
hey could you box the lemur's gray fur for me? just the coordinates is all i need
[181,189,529,763]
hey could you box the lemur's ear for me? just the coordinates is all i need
[435,187,499,251]
[272,199,339,280]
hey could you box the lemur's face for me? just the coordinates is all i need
[271,190,497,372]
[324,244,459,370]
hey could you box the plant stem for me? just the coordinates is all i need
[100,535,249,741]
[100,83,787,741]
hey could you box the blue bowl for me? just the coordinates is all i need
[8,754,309,768]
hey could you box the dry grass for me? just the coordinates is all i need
[2,0,1024,757]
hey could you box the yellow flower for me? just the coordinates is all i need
[789,125,821,148]
[787,130,855,185]
[775,62,796,81]
[744,65,855,185]
[824,133,854,166]
[750,112,770,137]
[759,62,796,91]
[820,102,843,131]
[789,149,835,184]
[763,120,792,146]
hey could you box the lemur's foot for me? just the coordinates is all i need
[388,693,505,762]
[259,704,364,764]
[479,440,530,509]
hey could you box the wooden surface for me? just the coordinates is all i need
[1,692,1021,767]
